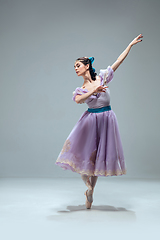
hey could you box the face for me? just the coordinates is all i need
[74,61,89,76]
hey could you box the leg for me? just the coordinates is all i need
[81,174,98,209]
[81,174,92,191]
[90,176,98,189]
[87,176,98,203]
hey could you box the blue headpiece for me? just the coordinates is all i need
[89,57,95,72]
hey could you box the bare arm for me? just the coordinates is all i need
[75,86,107,104]
[111,34,143,72]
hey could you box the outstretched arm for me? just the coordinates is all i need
[111,34,143,72]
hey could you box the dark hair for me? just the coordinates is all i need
[76,57,97,81]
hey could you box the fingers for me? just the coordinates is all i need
[133,34,143,44]
[103,86,108,90]
[137,34,143,40]
[97,86,108,92]
[98,86,107,90]
[94,85,108,94]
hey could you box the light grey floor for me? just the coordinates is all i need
[0,177,160,240]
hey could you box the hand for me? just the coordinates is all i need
[93,85,108,94]
[130,34,143,47]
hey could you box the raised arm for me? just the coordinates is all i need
[111,34,143,72]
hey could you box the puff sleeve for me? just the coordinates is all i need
[72,87,99,102]
[72,87,85,102]
[99,66,114,85]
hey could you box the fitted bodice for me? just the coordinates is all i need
[85,88,110,108]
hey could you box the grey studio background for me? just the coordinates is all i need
[0,0,160,178]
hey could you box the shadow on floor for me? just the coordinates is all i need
[58,204,130,212]
[47,204,136,222]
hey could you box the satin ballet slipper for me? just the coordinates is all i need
[86,189,93,203]
[84,190,93,209]
[86,176,97,204]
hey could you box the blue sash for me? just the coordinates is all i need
[87,105,111,113]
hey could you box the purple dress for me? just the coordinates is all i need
[55,66,126,177]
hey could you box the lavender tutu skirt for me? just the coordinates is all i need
[55,109,126,177]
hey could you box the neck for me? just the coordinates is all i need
[82,71,92,85]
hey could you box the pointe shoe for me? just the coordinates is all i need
[86,189,93,203]
[84,190,93,209]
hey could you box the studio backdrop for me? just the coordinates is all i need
[0,0,160,178]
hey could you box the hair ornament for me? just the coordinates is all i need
[89,57,95,72]
[89,57,94,64]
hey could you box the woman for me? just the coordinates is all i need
[55,34,143,209]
